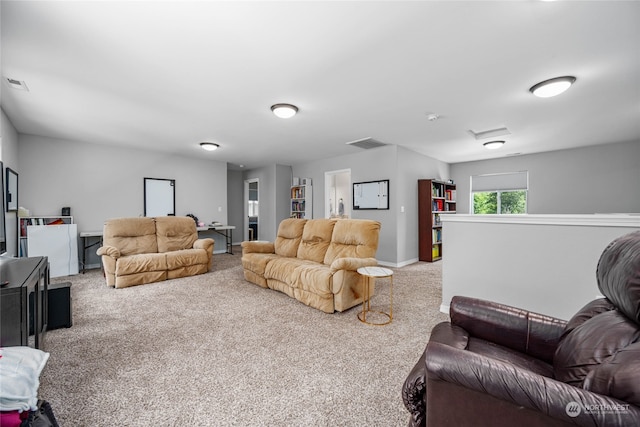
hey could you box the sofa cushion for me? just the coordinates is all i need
[324,219,380,265]
[166,248,208,270]
[115,253,167,276]
[264,257,311,285]
[242,253,280,276]
[297,219,336,263]
[555,309,639,381]
[596,230,640,324]
[293,263,334,296]
[104,217,158,256]
[155,216,198,253]
[274,218,306,257]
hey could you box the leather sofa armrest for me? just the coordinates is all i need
[402,344,428,427]
[450,296,567,363]
[241,240,275,254]
[426,342,640,426]
[194,238,214,253]
[329,257,378,272]
[96,245,120,258]
[402,322,469,427]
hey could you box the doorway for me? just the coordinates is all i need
[245,179,259,241]
[325,169,351,219]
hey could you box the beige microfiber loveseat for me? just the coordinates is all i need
[97,216,214,288]
[241,218,381,313]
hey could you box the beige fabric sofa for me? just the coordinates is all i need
[97,216,214,288]
[241,218,381,313]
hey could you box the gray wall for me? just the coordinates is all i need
[292,144,449,265]
[17,134,229,264]
[227,169,245,244]
[451,140,640,214]
[1,109,20,256]
[242,164,292,242]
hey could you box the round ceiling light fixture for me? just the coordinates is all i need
[483,140,506,150]
[271,103,298,119]
[529,76,576,98]
[200,142,220,151]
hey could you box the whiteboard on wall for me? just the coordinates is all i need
[144,178,175,217]
[353,180,389,210]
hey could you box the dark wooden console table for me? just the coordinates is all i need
[0,256,49,349]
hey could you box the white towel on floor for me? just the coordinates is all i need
[0,346,50,412]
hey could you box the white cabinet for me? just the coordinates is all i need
[19,216,78,277]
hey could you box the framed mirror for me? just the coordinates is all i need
[6,167,18,212]
[144,177,175,217]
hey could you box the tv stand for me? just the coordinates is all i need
[0,256,49,349]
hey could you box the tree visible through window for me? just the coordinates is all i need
[473,190,527,214]
[471,171,528,214]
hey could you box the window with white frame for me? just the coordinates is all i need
[470,171,528,214]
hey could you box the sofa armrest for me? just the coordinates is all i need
[194,238,214,253]
[450,296,567,363]
[96,245,121,258]
[329,257,378,272]
[426,342,640,426]
[402,321,469,427]
[402,344,428,427]
[241,241,275,254]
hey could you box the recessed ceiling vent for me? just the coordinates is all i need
[345,137,387,150]
[468,127,511,140]
[3,77,29,91]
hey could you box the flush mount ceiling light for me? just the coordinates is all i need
[200,142,220,151]
[529,76,576,98]
[271,103,298,119]
[483,140,506,150]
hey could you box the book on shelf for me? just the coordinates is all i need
[432,245,440,259]
[433,213,441,225]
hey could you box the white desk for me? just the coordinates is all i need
[197,225,236,254]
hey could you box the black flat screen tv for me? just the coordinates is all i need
[0,161,6,255]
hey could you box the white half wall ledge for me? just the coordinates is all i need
[440,214,640,321]
[441,214,640,228]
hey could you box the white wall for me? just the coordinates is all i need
[441,214,640,320]
[18,134,229,262]
[451,140,640,214]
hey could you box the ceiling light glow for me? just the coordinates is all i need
[271,103,298,119]
[483,140,505,150]
[200,142,220,151]
[529,76,576,98]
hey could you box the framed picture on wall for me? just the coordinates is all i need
[6,167,18,212]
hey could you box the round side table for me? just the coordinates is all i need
[356,266,393,326]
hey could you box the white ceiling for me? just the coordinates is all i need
[2,1,639,169]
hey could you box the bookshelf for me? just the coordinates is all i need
[291,184,312,219]
[418,179,456,262]
[18,216,74,257]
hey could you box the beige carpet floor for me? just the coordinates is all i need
[41,248,448,426]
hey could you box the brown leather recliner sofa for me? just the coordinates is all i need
[402,230,640,427]
[97,216,214,288]
[241,218,380,313]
